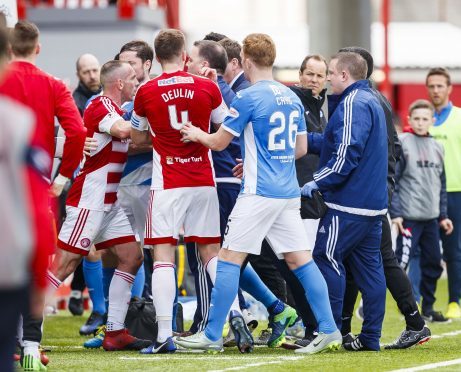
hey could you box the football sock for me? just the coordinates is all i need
[106,270,134,332]
[46,270,62,290]
[405,309,425,331]
[172,267,179,332]
[83,258,105,315]
[131,265,145,298]
[102,267,115,313]
[293,261,337,334]
[268,299,285,316]
[23,340,40,358]
[152,262,176,342]
[240,264,278,310]
[205,256,218,283]
[341,316,352,335]
[205,260,240,341]
[206,256,240,314]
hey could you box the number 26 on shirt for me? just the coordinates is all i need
[268,110,299,151]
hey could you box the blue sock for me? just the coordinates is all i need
[172,267,178,331]
[102,267,115,313]
[83,258,106,315]
[204,260,241,341]
[240,264,278,309]
[268,299,285,315]
[131,265,145,298]
[293,261,337,334]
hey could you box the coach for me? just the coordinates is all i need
[301,52,388,351]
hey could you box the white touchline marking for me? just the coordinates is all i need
[207,357,304,372]
[118,356,302,362]
[389,358,461,372]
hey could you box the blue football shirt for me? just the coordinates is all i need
[222,80,306,198]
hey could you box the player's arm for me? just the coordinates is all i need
[109,119,131,139]
[295,133,308,159]
[130,111,151,145]
[181,122,234,151]
[53,80,87,195]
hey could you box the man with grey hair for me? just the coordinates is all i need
[73,53,102,116]
[301,52,388,351]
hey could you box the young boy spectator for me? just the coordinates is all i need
[391,99,453,323]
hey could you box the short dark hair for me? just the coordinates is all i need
[194,40,228,75]
[0,27,8,59]
[218,38,242,66]
[203,32,228,42]
[409,99,435,116]
[331,52,368,81]
[11,21,39,57]
[120,40,154,71]
[154,29,185,63]
[299,54,328,74]
[100,60,130,87]
[339,46,373,79]
[426,67,451,86]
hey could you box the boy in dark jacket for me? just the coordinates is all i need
[391,99,453,323]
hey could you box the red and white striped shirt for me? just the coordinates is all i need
[66,96,128,211]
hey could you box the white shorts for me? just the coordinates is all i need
[222,194,309,259]
[57,203,136,256]
[302,218,320,251]
[118,185,150,245]
[144,186,220,246]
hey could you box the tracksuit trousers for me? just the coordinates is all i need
[313,209,386,351]
[395,218,443,314]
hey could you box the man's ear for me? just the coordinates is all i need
[36,43,41,56]
[144,59,152,72]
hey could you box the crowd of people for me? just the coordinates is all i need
[1,17,461,372]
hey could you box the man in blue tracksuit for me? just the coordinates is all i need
[301,52,388,351]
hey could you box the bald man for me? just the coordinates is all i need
[73,53,102,116]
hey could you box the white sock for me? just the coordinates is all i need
[152,261,176,342]
[23,340,40,358]
[45,270,62,291]
[107,270,134,332]
[205,256,218,283]
[205,256,240,317]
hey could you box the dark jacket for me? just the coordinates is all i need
[72,81,102,117]
[290,85,327,186]
[369,83,401,207]
[309,80,388,215]
[230,72,251,93]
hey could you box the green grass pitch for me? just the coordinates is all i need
[36,279,461,371]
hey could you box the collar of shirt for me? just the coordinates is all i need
[229,71,244,89]
[434,101,453,126]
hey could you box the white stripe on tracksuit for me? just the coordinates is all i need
[326,215,340,275]
[314,90,358,182]
[195,247,210,331]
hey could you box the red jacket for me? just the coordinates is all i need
[0,61,86,178]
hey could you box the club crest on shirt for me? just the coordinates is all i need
[229,107,239,118]
[166,156,174,165]
[80,238,91,248]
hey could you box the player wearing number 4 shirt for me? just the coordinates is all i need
[130,29,227,354]
[47,61,151,352]
[174,33,341,355]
